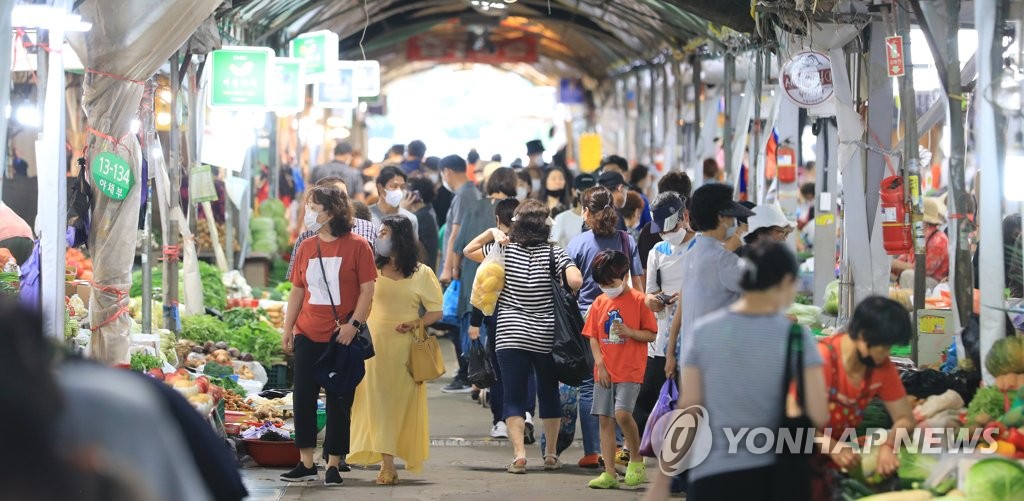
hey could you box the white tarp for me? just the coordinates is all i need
[67,0,221,364]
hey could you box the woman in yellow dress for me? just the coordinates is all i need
[348,215,444,484]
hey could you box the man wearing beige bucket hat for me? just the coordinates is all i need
[892,197,950,290]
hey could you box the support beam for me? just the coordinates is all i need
[0,5,10,190]
[723,53,735,180]
[164,51,181,331]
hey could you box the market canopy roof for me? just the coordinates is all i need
[216,0,755,79]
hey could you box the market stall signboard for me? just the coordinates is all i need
[289,30,339,80]
[781,51,834,108]
[352,60,381,98]
[269,58,305,112]
[314,63,357,109]
[209,47,274,109]
[92,152,134,201]
[190,165,218,204]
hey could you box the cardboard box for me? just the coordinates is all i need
[917,308,954,367]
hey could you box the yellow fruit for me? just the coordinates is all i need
[996,440,1016,456]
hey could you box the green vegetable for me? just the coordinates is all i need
[858,399,894,437]
[985,336,1024,377]
[130,352,163,372]
[130,260,226,312]
[259,199,286,219]
[269,256,289,288]
[203,362,235,378]
[898,448,939,486]
[275,281,292,294]
[787,303,823,328]
[223,307,262,329]
[964,457,1024,501]
[180,314,229,344]
[210,375,246,397]
[967,386,1007,425]
[228,320,284,367]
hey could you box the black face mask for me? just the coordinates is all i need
[858,347,878,368]
[547,188,566,199]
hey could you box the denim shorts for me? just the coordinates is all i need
[590,381,641,417]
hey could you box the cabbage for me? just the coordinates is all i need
[964,458,1024,501]
[787,303,822,328]
[898,448,939,484]
[823,280,840,315]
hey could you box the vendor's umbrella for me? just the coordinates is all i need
[67,0,220,364]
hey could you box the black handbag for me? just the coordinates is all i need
[548,245,590,386]
[467,339,495,389]
[772,323,814,501]
[312,331,366,395]
[315,240,374,360]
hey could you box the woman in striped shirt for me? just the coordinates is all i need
[465,199,583,474]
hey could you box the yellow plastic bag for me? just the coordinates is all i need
[470,245,505,316]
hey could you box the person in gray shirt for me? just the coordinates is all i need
[648,242,828,500]
[665,183,754,373]
[310,142,365,201]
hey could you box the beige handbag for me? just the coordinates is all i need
[407,324,446,383]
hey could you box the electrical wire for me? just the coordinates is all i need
[359,0,369,60]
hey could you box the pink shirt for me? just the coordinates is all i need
[0,203,32,241]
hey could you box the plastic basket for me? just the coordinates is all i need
[264,363,289,389]
[244,439,300,467]
[316,408,327,433]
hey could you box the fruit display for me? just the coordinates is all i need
[196,220,240,253]
[986,337,1024,377]
[65,247,93,281]
[470,259,505,316]
[144,368,223,415]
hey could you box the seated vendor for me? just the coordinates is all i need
[801,296,915,501]
[892,197,948,291]
[0,201,33,265]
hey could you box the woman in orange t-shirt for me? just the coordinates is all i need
[281,185,378,486]
[808,297,915,500]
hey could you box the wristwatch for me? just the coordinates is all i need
[350,319,363,330]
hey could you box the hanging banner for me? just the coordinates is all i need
[885,36,906,77]
[289,30,339,80]
[189,164,218,203]
[269,58,305,112]
[406,34,538,64]
[559,78,586,104]
[781,51,833,108]
[578,133,602,173]
[314,63,357,108]
[209,47,274,109]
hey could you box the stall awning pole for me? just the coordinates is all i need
[37,2,69,339]
[163,50,181,331]
[0,4,11,191]
[976,0,1007,384]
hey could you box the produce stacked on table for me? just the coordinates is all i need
[130,260,227,313]
[250,199,290,256]
[65,247,93,281]
[196,220,240,253]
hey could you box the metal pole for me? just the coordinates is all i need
[142,80,156,334]
[650,67,657,164]
[750,50,764,203]
[268,113,279,202]
[723,53,735,181]
[692,56,703,180]
[896,3,924,363]
[164,51,181,331]
[943,0,973,328]
[0,4,11,191]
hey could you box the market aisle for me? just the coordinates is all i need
[242,339,671,500]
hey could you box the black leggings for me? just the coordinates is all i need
[633,356,667,433]
[293,336,355,457]
[688,466,774,501]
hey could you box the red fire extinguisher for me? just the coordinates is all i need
[776,142,797,184]
[880,175,913,255]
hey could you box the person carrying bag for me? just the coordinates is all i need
[549,245,590,386]
[408,321,446,383]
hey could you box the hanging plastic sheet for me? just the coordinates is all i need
[66,0,221,364]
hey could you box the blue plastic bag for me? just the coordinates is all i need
[441,279,460,326]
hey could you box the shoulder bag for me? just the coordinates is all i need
[772,323,814,501]
[408,321,446,383]
[315,240,375,360]
[548,245,590,386]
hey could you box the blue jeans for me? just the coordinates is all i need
[578,377,602,455]
[496,349,560,420]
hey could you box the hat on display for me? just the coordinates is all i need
[526,140,545,156]
[748,204,796,234]
[923,197,947,225]
[650,196,686,234]
[597,171,626,190]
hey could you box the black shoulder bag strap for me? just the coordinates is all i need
[315,240,344,336]
[549,244,570,291]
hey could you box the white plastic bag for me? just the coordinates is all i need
[471,245,505,316]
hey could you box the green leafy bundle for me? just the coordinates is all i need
[180,315,229,344]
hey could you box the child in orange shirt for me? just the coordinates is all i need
[582,250,658,489]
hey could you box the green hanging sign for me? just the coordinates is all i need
[289,30,339,79]
[209,47,274,108]
[92,151,134,200]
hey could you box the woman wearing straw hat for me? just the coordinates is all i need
[892,197,949,290]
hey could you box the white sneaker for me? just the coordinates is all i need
[491,421,509,439]
[524,412,536,444]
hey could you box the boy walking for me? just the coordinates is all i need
[582,250,657,489]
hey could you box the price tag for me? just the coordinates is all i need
[91,152,134,201]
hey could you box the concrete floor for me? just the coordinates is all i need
[241,339,677,501]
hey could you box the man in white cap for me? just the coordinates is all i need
[892,197,949,290]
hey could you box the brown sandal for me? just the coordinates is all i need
[376,469,399,485]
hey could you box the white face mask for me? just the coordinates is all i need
[600,283,626,299]
[662,228,686,246]
[374,237,392,257]
[304,206,324,233]
[531,178,542,193]
[384,188,405,207]
[724,217,739,238]
[441,171,452,192]
[516,186,529,201]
